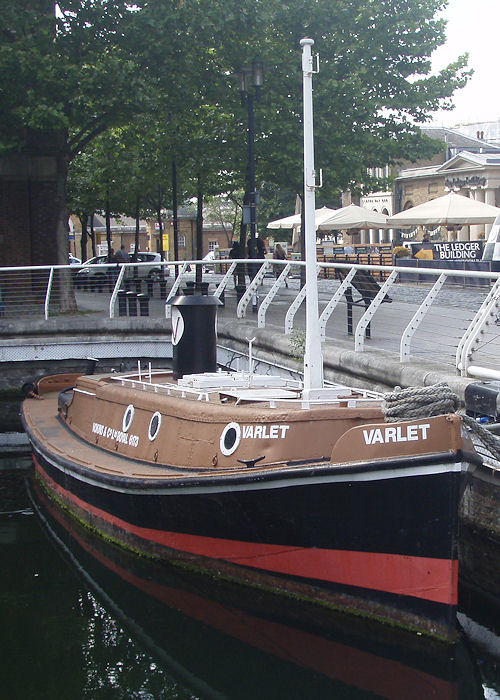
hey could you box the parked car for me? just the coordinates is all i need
[75,252,169,289]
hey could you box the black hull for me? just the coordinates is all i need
[30,433,468,640]
[30,479,483,700]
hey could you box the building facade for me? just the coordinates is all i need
[359,125,500,244]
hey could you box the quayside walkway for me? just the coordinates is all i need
[1,258,499,397]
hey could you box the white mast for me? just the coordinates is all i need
[300,37,324,397]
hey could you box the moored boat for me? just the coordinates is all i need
[22,366,480,641]
[29,478,484,700]
[21,38,482,643]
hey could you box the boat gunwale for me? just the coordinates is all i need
[22,408,480,493]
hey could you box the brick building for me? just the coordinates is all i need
[71,207,233,261]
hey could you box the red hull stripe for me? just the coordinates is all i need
[39,488,456,700]
[35,458,458,605]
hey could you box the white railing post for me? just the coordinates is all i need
[460,294,500,376]
[257,262,291,328]
[44,267,54,320]
[319,268,356,341]
[236,262,270,317]
[284,262,315,334]
[165,262,189,318]
[456,276,500,375]
[109,265,126,318]
[354,270,398,352]
[214,261,237,299]
[400,273,447,363]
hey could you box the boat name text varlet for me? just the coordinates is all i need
[92,422,140,447]
[363,423,430,445]
[242,424,290,439]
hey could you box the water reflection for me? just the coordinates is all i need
[0,465,494,699]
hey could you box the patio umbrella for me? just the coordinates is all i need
[267,206,337,229]
[316,204,389,230]
[387,192,500,227]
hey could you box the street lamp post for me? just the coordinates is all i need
[238,61,264,298]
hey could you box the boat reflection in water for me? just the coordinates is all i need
[31,479,483,700]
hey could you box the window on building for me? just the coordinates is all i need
[208,240,218,252]
[178,234,186,248]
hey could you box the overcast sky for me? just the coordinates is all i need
[429,0,500,126]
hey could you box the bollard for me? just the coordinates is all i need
[169,294,222,379]
[147,279,154,297]
[117,289,127,317]
[126,291,138,316]
[133,278,142,294]
[137,293,150,316]
[160,281,167,299]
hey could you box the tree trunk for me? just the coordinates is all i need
[55,146,77,312]
[79,214,88,262]
[105,190,112,261]
[134,195,140,259]
[157,185,164,276]
[90,213,96,257]
[172,160,179,276]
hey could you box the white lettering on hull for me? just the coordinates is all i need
[241,424,290,439]
[363,423,430,445]
[92,421,140,447]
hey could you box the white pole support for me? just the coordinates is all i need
[300,37,323,395]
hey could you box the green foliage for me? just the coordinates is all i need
[393,246,411,258]
[289,329,306,361]
[0,0,472,262]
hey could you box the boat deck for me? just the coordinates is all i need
[23,391,333,481]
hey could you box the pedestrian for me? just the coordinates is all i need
[248,236,266,282]
[228,240,241,288]
[114,245,129,263]
[273,243,288,287]
[415,232,434,260]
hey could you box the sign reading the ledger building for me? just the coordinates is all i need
[433,241,483,260]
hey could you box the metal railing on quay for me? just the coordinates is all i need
[1,259,499,378]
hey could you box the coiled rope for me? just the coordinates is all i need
[382,382,500,461]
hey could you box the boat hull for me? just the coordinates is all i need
[30,479,483,700]
[30,434,469,641]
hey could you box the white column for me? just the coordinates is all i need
[470,189,485,240]
[369,228,377,244]
[458,190,472,241]
[485,188,497,236]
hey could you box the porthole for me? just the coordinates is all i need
[122,404,135,433]
[148,411,162,441]
[220,422,241,456]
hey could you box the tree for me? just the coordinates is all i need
[0,0,183,265]
[1,0,471,270]
[249,0,470,203]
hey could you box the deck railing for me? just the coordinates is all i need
[1,258,499,378]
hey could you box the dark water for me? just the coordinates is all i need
[1,461,499,700]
